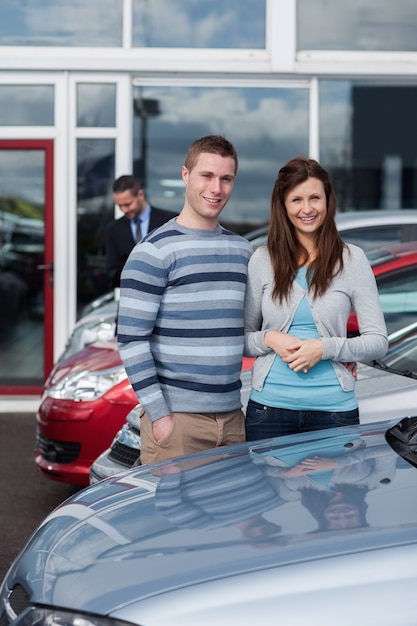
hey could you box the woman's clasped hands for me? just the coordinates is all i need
[264,330,323,374]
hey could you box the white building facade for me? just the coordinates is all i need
[1,0,417,393]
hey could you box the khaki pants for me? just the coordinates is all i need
[139,408,245,466]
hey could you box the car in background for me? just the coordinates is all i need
[90,402,142,484]
[368,241,417,333]
[36,345,255,487]
[347,240,417,335]
[3,416,417,626]
[354,320,417,421]
[90,322,417,484]
[0,215,45,319]
[245,208,417,250]
[35,340,137,487]
[57,292,117,363]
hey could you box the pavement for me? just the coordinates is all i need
[0,411,79,580]
[0,396,40,413]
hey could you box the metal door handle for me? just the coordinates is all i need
[37,263,53,271]
[37,262,54,287]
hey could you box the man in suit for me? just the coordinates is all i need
[105,175,175,288]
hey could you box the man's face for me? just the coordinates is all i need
[113,189,145,220]
[181,152,236,229]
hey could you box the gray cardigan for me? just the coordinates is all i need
[244,244,388,393]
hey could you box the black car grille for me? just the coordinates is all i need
[0,584,30,626]
[108,441,140,467]
[36,433,81,464]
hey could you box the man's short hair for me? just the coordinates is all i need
[113,175,143,195]
[184,135,238,174]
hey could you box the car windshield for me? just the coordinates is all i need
[375,265,417,334]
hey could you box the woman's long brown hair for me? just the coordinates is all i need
[267,157,347,302]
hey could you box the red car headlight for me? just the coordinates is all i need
[47,366,128,402]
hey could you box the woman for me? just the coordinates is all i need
[244,157,388,440]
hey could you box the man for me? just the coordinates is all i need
[117,135,253,465]
[105,175,175,288]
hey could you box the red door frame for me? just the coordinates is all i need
[0,139,54,395]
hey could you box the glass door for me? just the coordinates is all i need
[0,140,54,393]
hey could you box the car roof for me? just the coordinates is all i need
[244,210,417,251]
[367,240,417,266]
[8,418,417,622]
[245,209,417,239]
[335,209,417,228]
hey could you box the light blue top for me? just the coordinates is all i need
[250,267,357,411]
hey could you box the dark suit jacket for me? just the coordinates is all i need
[105,206,176,288]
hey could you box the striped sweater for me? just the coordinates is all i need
[117,218,253,422]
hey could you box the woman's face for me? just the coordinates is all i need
[284,177,327,243]
[324,501,361,530]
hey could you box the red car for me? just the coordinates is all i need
[35,341,255,487]
[348,241,417,335]
[35,341,138,486]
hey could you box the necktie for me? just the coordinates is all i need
[135,217,143,242]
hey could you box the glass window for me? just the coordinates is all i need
[377,266,417,334]
[77,84,116,127]
[77,139,115,310]
[342,226,410,253]
[0,149,45,385]
[320,81,417,211]
[298,0,417,51]
[383,327,417,374]
[133,0,266,48]
[0,0,122,47]
[0,85,54,126]
[132,85,309,230]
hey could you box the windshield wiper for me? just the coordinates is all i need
[386,417,417,468]
[371,359,417,380]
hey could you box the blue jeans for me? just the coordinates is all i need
[245,399,359,441]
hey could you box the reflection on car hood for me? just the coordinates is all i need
[6,419,417,617]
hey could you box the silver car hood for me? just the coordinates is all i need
[356,362,417,421]
[4,419,417,617]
